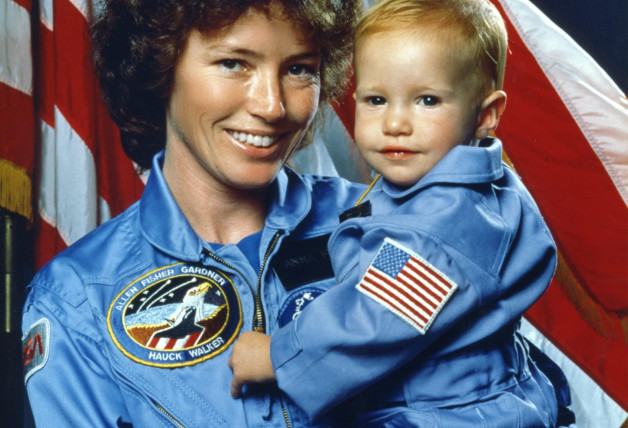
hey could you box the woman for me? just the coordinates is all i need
[21,1,363,426]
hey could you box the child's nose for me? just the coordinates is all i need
[383,107,412,136]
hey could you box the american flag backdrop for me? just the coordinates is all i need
[1,0,626,426]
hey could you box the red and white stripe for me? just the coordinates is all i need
[357,239,457,334]
[0,0,35,220]
[30,0,145,267]
[148,331,202,351]
[493,0,628,424]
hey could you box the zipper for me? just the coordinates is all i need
[152,399,185,428]
[203,251,258,331]
[253,231,283,332]
[204,251,256,304]
[203,230,283,333]
[153,384,290,428]
[205,231,289,427]
[111,360,187,427]
[259,232,291,428]
[280,396,292,428]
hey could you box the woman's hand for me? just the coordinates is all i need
[228,331,275,398]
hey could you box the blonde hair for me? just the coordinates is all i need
[355,0,507,96]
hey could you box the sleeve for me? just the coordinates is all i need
[270,222,488,420]
[22,279,131,427]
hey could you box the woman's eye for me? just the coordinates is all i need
[288,64,318,77]
[367,96,386,106]
[419,96,439,107]
[220,59,243,71]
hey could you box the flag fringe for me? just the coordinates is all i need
[502,147,627,345]
[0,159,33,220]
[554,252,628,346]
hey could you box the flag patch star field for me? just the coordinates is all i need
[357,238,457,334]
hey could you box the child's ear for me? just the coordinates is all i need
[475,90,506,140]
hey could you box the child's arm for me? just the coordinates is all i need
[228,331,275,398]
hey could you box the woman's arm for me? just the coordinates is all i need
[23,284,131,427]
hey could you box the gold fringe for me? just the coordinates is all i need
[502,148,627,345]
[554,253,628,345]
[0,159,33,220]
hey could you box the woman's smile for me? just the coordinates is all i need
[164,7,321,192]
[227,130,282,148]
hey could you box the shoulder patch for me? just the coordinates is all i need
[278,287,324,327]
[108,263,242,367]
[22,318,50,385]
[356,238,457,334]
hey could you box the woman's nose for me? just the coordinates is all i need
[247,71,286,122]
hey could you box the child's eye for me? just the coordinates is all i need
[419,96,439,107]
[367,96,386,106]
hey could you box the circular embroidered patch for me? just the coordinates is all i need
[108,263,242,367]
[278,287,324,327]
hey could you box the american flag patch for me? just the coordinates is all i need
[356,238,457,334]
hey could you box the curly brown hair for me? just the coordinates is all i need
[91,0,361,169]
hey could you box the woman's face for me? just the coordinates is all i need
[165,5,321,192]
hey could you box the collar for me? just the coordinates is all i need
[381,137,505,199]
[264,167,311,230]
[139,152,311,261]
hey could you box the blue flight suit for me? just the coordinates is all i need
[271,138,568,427]
[22,151,366,428]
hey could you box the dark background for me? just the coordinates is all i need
[529,0,627,93]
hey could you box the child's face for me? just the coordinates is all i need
[354,30,483,187]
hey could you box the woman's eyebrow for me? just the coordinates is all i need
[288,51,321,62]
[209,44,320,62]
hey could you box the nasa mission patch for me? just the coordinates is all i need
[108,263,242,367]
[278,287,324,327]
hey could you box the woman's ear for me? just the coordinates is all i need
[475,90,506,140]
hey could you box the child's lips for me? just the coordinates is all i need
[381,146,417,159]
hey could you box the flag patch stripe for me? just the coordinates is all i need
[362,272,431,324]
[406,259,450,297]
[358,279,429,328]
[357,239,457,334]
[366,269,435,317]
[398,268,441,308]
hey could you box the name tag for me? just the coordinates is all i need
[272,234,334,290]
